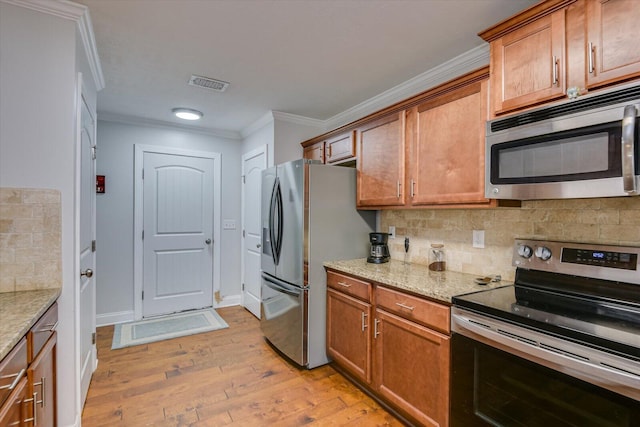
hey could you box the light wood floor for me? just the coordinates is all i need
[81,306,404,426]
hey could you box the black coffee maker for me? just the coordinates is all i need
[367,232,390,264]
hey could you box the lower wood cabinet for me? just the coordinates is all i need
[326,270,451,426]
[28,334,56,427]
[0,376,29,426]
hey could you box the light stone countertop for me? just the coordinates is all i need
[324,259,508,304]
[0,289,60,361]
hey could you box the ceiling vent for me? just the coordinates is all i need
[188,75,229,92]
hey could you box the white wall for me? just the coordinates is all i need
[95,120,242,322]
[242,118,274,166]
[0,3,88,426]
[273,117,324,164]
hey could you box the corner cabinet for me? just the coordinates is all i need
[356,112,406,208]
[326,270,451,426]
[303,141,324,163]
[302,131,356,165]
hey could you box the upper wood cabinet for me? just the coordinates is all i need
[356,112,406,208]
[585,0,640,89]
[490,9,566,115]
[407,78,489,206]
[303,141,324,163]
[482,0,640,116]
[325,131,356,164]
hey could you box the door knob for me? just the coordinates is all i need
[257,244,262,248]
[205,239,212,245]
[80,269,93,278]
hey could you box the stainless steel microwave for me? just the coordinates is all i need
[485,83,640,200]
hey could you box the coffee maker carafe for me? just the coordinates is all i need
[367,232,390,264]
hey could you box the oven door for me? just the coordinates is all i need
[451,309,640,427]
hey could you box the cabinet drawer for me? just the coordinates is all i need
[375,286,450,334]
[28,302,58,363]
[0,337,27,407]
[327,271,371,302]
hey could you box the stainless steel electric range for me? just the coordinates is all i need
[450,239,640,427]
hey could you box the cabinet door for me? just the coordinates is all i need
[0,377,28,427]
[490,9,566,115]
[303,141,325,163]
[586,0,640,88]
[374,309,450,427]
[326,131,356,164]
[327,289,372,384]
[28,334,56,427]
[409,80,489,206]
[357,112,406,207]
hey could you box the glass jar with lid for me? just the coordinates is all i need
[429,243,446,271]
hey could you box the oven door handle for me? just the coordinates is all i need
[621,105,637,194]
[451,309,640,401]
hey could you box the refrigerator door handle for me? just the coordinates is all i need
[274,179,284,264]
[263,274,302,297]
[268,177,279,265]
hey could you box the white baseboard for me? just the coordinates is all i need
[96,310,134,327]
[215,294,241,308]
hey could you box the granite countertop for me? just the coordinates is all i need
[0,289,60,361]
[324,259,508,304]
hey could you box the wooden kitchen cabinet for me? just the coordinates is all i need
[374,308,450,427]
[326,289,372,384]
[0,377,29,427]
[325,131,356,164]
[484,3,568,115]
[28,335,56,427]
[303,141,324,163]
[326,270,451,426]
[356,111,406,208]
[407,74,489,206]
[585,0,640,89]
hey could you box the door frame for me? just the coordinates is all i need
[133,144,221,320]
[241,145,267,316]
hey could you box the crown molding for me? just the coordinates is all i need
[325,44,490,130]
[241,111,275,139]
[272,111,324,128]
[98,112,243,140]
[2,0,105,91]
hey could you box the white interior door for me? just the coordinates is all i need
[142,152,214,317]
[79,90,96,406]
[242,146,267,318]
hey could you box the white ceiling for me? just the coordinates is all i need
[78,0,537,137]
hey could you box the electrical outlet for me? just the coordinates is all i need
[223,220,236,230]
[473,230,485,248]
[388,226,396,239]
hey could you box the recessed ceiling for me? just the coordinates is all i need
[77,0,537,135]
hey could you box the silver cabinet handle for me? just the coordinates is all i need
[395,302,415,311]
[337,281,351,288]
[552,55,559,86]
[396,181,401,198]
[622,105,637,194]
[361,312,368,332]
[205,238,212,245]
[80,269,93,278]
[24,392,38,426]
[33,377,45,408]
[37,322,58,333]
[410,179,415,198]
[588,42,595,74]
[374,318,381,338]
[0,368,25,391]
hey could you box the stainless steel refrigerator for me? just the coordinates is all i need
[260,159,375,368]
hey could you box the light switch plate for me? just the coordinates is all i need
[473,230,485,248]
[388,226,396,239]
[223,220,236,230]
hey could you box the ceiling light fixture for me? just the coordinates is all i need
[172,108,203,121]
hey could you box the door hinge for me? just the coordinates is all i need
[142,291,144,300]
[91,146,97,160]
[242,175,245,184]
[242,283,245,291]
[242,229,245,238]
[142,230,144,240]
[142,168,144,179]
[91,332,96,345]
[91,240,96,252]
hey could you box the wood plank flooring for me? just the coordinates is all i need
[81,306,403,426]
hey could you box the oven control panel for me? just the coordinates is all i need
[513,239,640,284]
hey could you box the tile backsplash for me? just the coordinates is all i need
[381,198,640,282]
[0,188,61,292]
